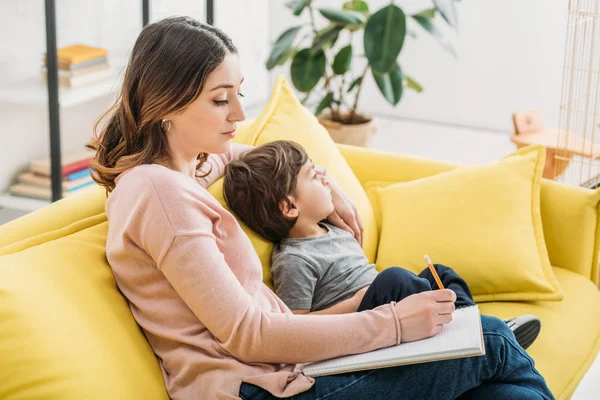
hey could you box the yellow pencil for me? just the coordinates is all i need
[424,255,445,290]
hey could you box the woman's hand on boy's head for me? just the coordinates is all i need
[325,176,364,246]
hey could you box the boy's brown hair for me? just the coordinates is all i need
[223,140,308,242]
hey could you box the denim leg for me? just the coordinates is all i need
[457,382,554,399]
[239,316,554,400]
[418,264,476,308]
[357,265,476,312]
[357,267,431,312]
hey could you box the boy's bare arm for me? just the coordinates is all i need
[291,286,369,315]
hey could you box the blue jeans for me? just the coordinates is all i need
[358,265,477,312]
[239,316,554,399]
[239,266,554,399]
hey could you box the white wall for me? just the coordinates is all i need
[0,0,270,193]
[0,0,571,194]
[268,0,570,133]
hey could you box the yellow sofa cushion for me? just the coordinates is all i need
[210,75,378,287]
[480,266,600,400]
[338,143,600,285]
[540,180,600,285]
[0,217,168,400]
[368,145,563,302]
[0,188,107,250]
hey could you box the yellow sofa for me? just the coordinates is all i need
[0,138,599,399]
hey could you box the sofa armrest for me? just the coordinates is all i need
[338,144,600,285]
[337,144,459,185]
[540,180,600,285]
[0,186,106,252]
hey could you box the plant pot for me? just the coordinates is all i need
[318,111,377,148]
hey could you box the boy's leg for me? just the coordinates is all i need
[357,267,431,312]
[419,264,541,350]
[418,263,476,308]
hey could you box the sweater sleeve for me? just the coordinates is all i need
[196,143,253,188]
[159,234,400,364]
[137,169,401,365]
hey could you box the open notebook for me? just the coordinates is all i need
[296,304,485,377]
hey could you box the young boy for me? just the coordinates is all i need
[223,140,541,350]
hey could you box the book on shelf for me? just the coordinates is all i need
[29,148,96,177]
[295,305,485,377]
[65,168,91,181]
[17,171,92,191]
[9,181,94,201]
[41,62,109,77]
[41,66,115,88]
[43,44,108,70]
[61,56,108,71]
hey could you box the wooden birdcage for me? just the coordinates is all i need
[555,0,600,188]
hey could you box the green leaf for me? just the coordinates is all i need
[405,75,424,93]
[319,8,366,26]
[266,26,303,70]
[343,0,369,15]
[433,0,458,29]
[412,15,457,57]
[347,76,362,92]
[315,92,335,115]
[372,63,403,105]
[291,48,327,92]
[275,47,298,67]
[414,7,437,19]
[311,25,342,54]
[333,45,353,75]
[286,0,311,16]
[364,5,406,74]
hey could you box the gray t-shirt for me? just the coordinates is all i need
[271,222,378,311]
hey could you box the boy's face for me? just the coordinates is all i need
[292,161,334,221]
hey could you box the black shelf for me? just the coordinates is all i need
[44,0,214,202]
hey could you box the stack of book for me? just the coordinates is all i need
[9,149,96,200]
[42,44,113,88]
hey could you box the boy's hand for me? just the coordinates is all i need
[325,177,364,246]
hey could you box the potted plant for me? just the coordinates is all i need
[266,0,459,147]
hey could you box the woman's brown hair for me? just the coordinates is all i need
[87,16,237,193]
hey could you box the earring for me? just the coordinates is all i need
[161,119,171,133]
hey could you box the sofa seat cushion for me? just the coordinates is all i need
[479,266,600,400]
[0,220,168,400]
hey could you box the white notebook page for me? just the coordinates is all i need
[300,304,485,377]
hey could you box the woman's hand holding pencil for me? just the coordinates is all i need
[392,255,456,342]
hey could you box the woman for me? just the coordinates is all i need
[89,16,554,400]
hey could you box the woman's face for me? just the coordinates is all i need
[167,53,246,158]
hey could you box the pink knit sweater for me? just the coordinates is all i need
[104,144,401,399]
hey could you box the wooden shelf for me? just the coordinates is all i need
[0,193,50,213]
[0,65,123,108]
[510,129,600,159]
